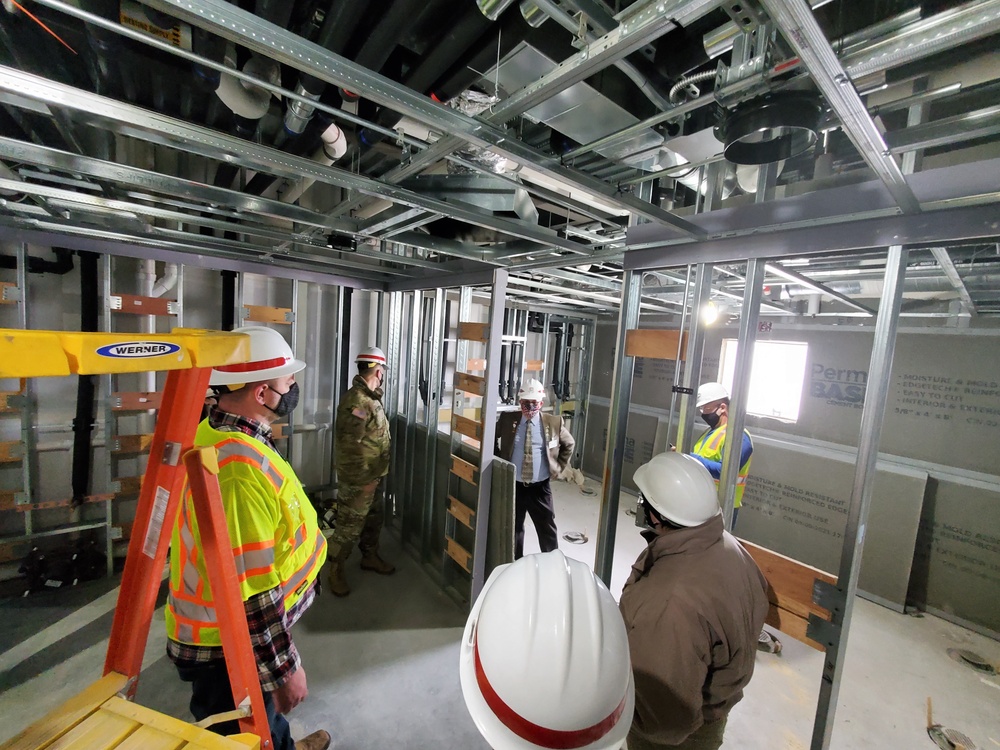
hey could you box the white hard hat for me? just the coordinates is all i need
[210,326,305,386]
[356,345,387,369]
[695,381,730,408]
[634,452,720,527]
[460,550,634,750]
[518,378,545,401]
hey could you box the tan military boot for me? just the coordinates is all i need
[360,552,395,575]
[294,729,331,750]
[327,561,350,597]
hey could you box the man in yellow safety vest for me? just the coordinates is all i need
[689,381,781,654]
[165,326,331,750]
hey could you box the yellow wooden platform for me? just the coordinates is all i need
[0,673,259,750]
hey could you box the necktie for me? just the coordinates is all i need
[522,418,533,483]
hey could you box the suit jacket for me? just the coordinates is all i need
[495,411,576,478]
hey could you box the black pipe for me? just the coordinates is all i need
[191,26,228,93]
[418,295,430,405]
[71,251,99,505]
[340,287,353,398]
[220,270,237,330]
[441,299,451,404]
[551,327,565,399]
[0,248,74,274]
[561,324,574,400]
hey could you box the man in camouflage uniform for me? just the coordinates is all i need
[329,346,394,596]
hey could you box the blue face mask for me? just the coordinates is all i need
[266,382,299,417]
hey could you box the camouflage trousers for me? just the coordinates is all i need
[327,477,385,563]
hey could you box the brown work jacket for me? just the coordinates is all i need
[619,515,769,746]
[494,410,575,478]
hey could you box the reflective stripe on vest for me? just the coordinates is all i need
[166,422,326,646]
[692,425,753,506]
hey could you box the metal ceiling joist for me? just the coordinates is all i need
[0,137,359,233]
[927,247,978,317]
[886,105,1000,155]
[624,204,1000,270]
[0,66,593,257]
[765,262,877,316]
[759,0,922,215]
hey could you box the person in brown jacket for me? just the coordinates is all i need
[620,452,769,750]
[494,378,575,559]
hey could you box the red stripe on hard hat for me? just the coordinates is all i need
[358,354,386,363]
[216,356,289,373]
[474,633,626,749]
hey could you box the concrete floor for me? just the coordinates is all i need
[2,476,999,749]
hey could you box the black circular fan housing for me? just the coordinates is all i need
[716,92,823,165]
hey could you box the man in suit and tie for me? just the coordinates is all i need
[494,378,576,559]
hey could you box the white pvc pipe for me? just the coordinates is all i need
[279,122,346,205]
[151,263,178,297]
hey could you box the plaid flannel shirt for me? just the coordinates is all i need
[166,407,316,692]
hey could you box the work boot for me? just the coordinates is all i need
[757,629,782,654]
[360,552,395,575]
[294,729,331,750]
[327,561,350,597]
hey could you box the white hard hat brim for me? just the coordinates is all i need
[209,357,306,386]
[459,564,634,750]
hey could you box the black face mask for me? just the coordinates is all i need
[701,409,721,429]
[266,382,299,418]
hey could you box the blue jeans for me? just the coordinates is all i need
[176,660,294,750]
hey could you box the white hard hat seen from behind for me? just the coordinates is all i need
[460,550,634,750]
[210,326,306,386]
[518,378,546,402]
[695,381,730,408]
[633,452,720,527]
[356,345,387,368]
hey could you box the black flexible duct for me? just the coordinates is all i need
[340,287,353,398]
[0,248,74,274]
[71,251,99,505]
[561,324,574,400]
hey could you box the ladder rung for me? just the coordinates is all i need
[454,372,485,396]
[112,434,154,454]
[450,455,478,485]
[452,414,482,441]
[457,322,489,343]
[445,535,471,573]
[112,392,163,411]
[447,496,475,530]
[0,440,23,462]
[243,304,294,324]
[109,293,179,317]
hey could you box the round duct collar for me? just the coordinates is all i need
[716,92,823,165]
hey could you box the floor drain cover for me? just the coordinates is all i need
[562,531,589,544]
[580,487,597,496]
[947,648,996,674]
[928,725,977,750]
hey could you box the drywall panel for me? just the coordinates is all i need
[581,403,658,493]
[909,477,1000,634]
[739,439,926,609]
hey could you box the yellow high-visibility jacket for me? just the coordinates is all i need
[691,424,753,509]
[166,420,326,646]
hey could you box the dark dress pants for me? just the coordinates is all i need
[514,478,559,559]
[176,660,294,750]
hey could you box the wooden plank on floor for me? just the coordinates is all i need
[454,372,485,396]
[457,322,489,343]
[452,414,482,441]
[243,305,292,324]
[740,539,836,621]
[112,392,163,411]
[109,293,177,317]
[0,672,129,750]
[445,536,471,573]
[450,456,478,485]
[624,328,687,360]
[447,496,475,530]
